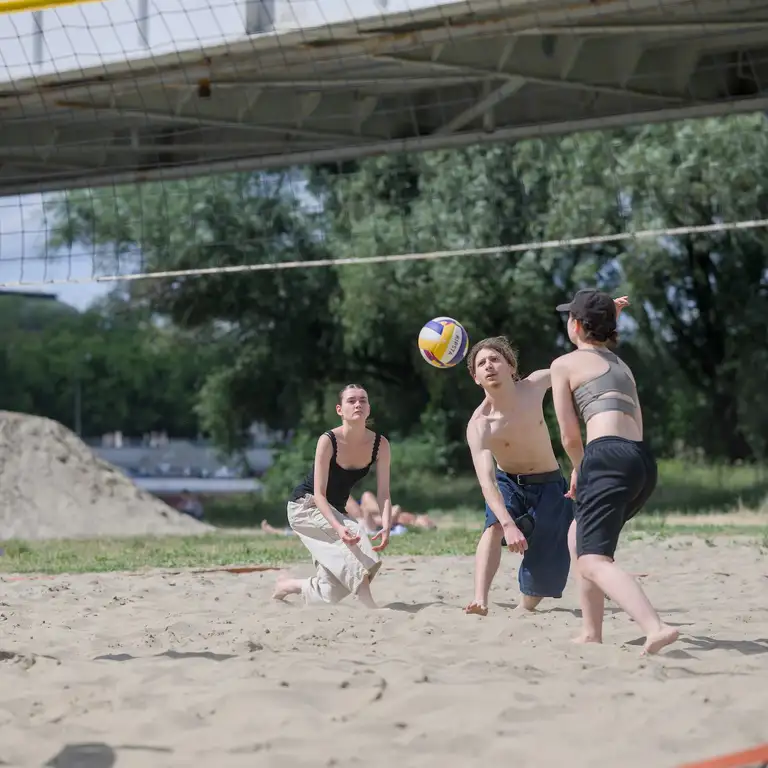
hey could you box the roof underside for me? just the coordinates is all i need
[2,0,768,195]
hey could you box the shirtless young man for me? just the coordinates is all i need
[464,336,572,616]
[463,298,629,617]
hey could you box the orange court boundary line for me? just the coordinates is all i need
[678,744,768,768]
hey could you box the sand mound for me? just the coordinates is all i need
[0,411,213,540]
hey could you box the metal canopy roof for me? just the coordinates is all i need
[3,0,768,196]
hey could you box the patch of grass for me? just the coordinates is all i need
[1,519,764,576]
[646,460,768,515]
[0,534,306,575]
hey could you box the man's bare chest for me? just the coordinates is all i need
[486,404,545,449]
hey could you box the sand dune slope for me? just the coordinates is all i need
[0,411,211,539]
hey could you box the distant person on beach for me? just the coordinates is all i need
[349,492,437,534]
[271,384,391,609]
[551,289,678,655]
[177,490,204,521]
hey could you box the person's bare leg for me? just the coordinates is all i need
[579,554,679,655]
[466,524,502,616]
[514,595,543,614]
[345,497,364,521]
[359,492,381,532]
[356,576,378,609]
[568,520,604,644]
[272,572,304,600]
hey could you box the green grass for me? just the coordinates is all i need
[649,460,768,514]
[1,520,765,575]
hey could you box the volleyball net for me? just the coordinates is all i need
[2,0,768,293]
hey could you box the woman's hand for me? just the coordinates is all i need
[614,296,630,316]
[565,468,578,500]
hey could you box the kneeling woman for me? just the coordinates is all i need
[551,290,678,655]
[272,384,392,608]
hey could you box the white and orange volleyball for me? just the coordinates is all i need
[417,316,469,368]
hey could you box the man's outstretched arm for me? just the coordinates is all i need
[466,419,528,554]
[526,368,551,390]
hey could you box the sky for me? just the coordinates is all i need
[0,0,446,309]
[0,194,111,308]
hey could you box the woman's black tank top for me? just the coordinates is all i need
[289,430,382,513]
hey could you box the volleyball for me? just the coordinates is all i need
[418,317,470,368]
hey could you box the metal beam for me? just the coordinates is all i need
[252,0,689,71]
[0,143,324,156]
[513,22,768,35]
[669,47,702,93]
[6,95,768,198]
[558,38,585,80]
[180,76,492,89]
[353,96,379,135]
[54,102,376,143]
[367,54,685,103]
[434,77,526,135]
[614,40,645,87]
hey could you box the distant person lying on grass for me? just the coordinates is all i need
[260,492,436,537]
[351,491,438,534]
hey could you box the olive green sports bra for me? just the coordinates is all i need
[572,349,639,423]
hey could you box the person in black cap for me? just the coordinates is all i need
[550,289,679,655]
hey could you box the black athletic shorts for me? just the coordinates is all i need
[575,436,658,559]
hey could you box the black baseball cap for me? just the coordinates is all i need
[556,288,616,323]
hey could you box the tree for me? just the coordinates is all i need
[0,291,205,436]
[42,115,768,465]
[44,172,341,453]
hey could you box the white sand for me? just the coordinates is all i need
[0,412,212,539]
[1,535,767,767]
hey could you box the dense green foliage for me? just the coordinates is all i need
[4,114,766,487]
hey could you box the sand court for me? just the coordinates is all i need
[0,535,766,768]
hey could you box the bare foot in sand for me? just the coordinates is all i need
[642,625,680,655]
[465,602,488,616]
[514,596,542,616]
[272,573,302,601]
[572,633,602,645]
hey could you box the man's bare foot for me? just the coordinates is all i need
[515,596,542,615]
[465,602,489,616]
[572,633,602,645]
[642,625,680,656]
[513,603,537,616]
[272,573,299,601]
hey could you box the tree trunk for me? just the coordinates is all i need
[707,388,753,461]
